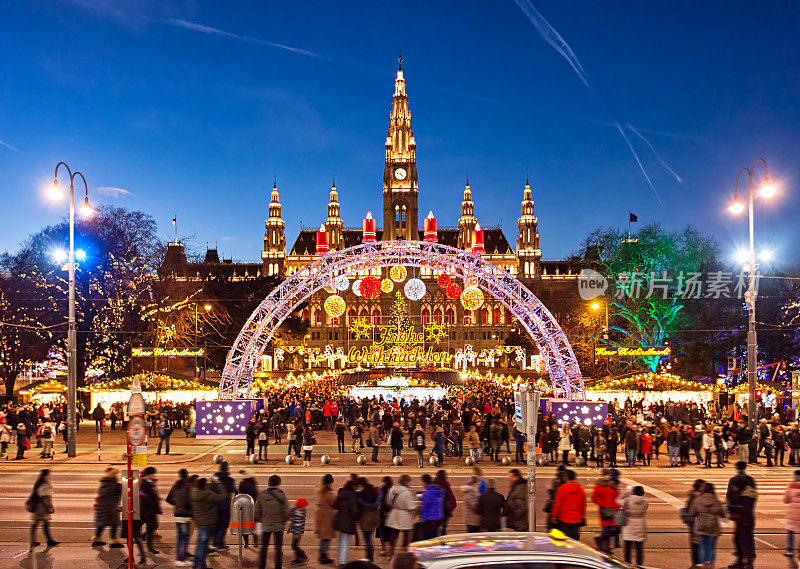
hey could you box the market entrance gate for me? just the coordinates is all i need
[218,241,584,400]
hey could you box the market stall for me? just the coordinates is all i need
[82,372,219,409]
[586,372,718,406]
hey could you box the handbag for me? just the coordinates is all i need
[679,507,695,525]
[614,509,628,527]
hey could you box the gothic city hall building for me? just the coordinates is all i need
[162,59,580,360]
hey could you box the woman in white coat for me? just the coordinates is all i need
[617,485,648,566]
[460,475,482,532]
[384,474,417,559]
[559,424,572,466]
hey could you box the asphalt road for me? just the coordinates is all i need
[0,427,793,568]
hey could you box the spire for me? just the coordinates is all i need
[263,177,286,275]
[458,181,477,249]
[398,51,403,71]
[386,57,414,161]
[326,181,343,250]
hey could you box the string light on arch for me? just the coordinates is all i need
[460,285,484,310]
[380,278,394,293]
[404,278,426,301]
[334,275,350,291]
[389,265,407,282]
[324,294,346,318]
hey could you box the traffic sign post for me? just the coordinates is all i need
[515,385,540,532]
[126,381,147,569]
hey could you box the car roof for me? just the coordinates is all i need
[409,532,610,564]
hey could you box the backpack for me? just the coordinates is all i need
[259,431,267,441]
[42,427,52,439]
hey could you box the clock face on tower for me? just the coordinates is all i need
[394,167,407,181]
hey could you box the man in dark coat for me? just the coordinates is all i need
[332,481,360,565]
[238,469,260,548]
[475,479,508,531]
[214,462,237,550]
[92,467,124,547]
[506,469,528,531]
[726,461,757,569]
[139,467,162,556]
[166,468,193,563]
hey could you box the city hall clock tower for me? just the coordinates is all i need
[383,56,419,241]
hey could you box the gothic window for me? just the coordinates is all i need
[433,307,442,324]
[421,307,430,325]
[302,308,309,321]
[464,312,472,325]
[480,308,489,325]
[371,307,381,325]
[445,307,455,325]
[494,306,502,324]
[348,308,356,325]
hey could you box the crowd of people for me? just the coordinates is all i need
[24,460,800,569]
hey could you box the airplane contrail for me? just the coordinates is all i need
[512,0,590,89]
[164,18,328,61]
[0,139,18,151]
[615,122,663,206]
[626,123,683,183]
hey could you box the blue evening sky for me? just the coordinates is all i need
[1,1,798,264]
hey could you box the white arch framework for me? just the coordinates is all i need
[219,241,585,399]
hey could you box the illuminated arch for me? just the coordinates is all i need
[219,241,584,399]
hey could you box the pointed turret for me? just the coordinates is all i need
[262,179,286,276]
[457,180,477,249]
[325,181,344,250]
[383,56,419,241]
[516,179,541,279]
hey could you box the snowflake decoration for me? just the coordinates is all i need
[424,320,447,344]
[349,318,372,340]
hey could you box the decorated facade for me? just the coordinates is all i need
[161,58,581,364]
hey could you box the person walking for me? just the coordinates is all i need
[166,468,194,564]
[466,426,481,462]
[139,466,162,558]
[92,403,105,434]
[385,474,416,559]
[683,479,706,569]
[432,428,446,467]
[475,478,507,532]
[420,474,445,539]
[377,476,393,557]
[702,429,714,468]
[40,420,55,459]
[617,486,648,566]
[335,417,347,454]
[370,422,382,463]
[667,426,681,467]
[258,420,270,461]
[590,469,618,554]
[302,425,315,466]
[246,418,257,457]
[461,475,482,532]
[783,470,800,558]
[559,424,572,465]
[92,467,124,549]
[0,420,12,458]
[156,415,172,455]
[411,425,426,468]
[212,462,236,551]
[238,469,260,549]
[356,478,381,561]
[551,470,586,540]
[389,423,404,459]
[288,498,309,565]
[26,469,59,549]
[726,461,757,569]
[315,474,336,565]
[190,477,226,569]
[506,469,528,531]
[15,422,28,460]
[255,474,290,569]
[689,482,726,569]
[333,480,360,566]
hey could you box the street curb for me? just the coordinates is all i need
[0,440,235,467]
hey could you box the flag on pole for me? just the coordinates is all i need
[172,217,177,226]
[629,212,638,223]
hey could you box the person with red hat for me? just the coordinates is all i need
[289,497,309,565]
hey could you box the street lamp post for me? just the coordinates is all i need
[51,162,94,458]
[727,158,776,430]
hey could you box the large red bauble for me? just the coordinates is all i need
[446,282,462,300]
[437,273,451,288]
[360,276,381,300]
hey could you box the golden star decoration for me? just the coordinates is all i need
[424,320,447,344]
[348,318,372,340]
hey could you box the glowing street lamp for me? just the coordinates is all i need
[49,162,94,458]
[726,157,779,430]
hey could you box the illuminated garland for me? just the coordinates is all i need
[588,372,717,392]
[82,373,217,393]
